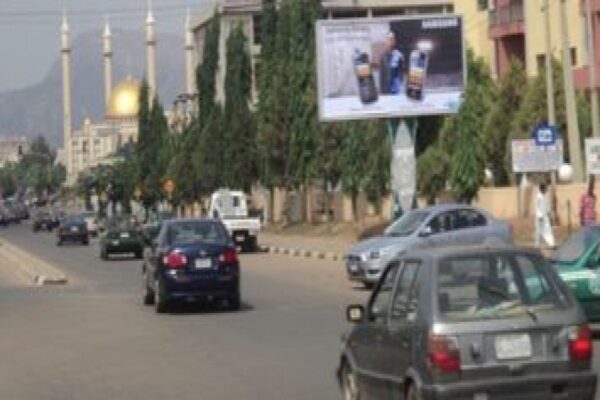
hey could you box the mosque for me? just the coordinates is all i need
[58,6,196,185]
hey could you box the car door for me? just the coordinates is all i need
[382,260,422,398]
[451,209,488,245]
[352,262,402,400]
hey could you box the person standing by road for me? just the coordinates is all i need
[534,182,555,248]
[580,176,597,227]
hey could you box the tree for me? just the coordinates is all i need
[223,23,256,191]
[197,10,221,125]
[339,122,368,219]
[417,144,449,205]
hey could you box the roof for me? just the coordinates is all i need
[413,203,490,215]
[399,243,541,262]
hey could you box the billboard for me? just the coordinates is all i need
[585,138,600,175]
[316,15,465,121]
[511,139,564,173]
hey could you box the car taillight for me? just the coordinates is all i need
[427,335,461,373]
[219,249,238,265]
[568,325,593,361]
[162,251,188,269]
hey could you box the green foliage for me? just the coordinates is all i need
[197,10,221,124]
[417,144,448,205]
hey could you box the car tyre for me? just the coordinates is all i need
[154,278,169,313]
[135,250,143,259]
[100,247,109,260]
[82,238,89,246]
[406,384,423,400]
[56,238,62,247]
[340,363,361,400]
[227,291,241,311]
[142,270,154,305]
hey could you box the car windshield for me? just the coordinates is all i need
[64,215,84,225]
[384,210,429,237]
[553,227,600,263]
[437,253,568,321]
[167,221,229,246]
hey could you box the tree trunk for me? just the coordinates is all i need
[351,191,358,222]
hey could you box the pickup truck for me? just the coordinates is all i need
[209,189,261,252]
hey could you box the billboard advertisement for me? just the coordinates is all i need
[316,15,465,121]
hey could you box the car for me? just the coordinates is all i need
[338,245,596,400]
[345,204,513,288]
[142,218,240,313]
[141,221,162,247]
[32,211,56,232]
[549,225,600,322]
[56,214,89,246]
[80,211,99,237]
[99,218,144,260]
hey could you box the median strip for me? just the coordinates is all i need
[261,244,344,262]
[0,240,68,285]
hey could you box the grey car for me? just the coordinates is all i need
[345,204,512,287]
[338,246,596,400]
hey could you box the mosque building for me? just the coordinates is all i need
[58,6,196,186]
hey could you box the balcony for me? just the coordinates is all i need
[489,1,524,39]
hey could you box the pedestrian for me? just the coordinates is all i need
[534,182,555,248]
[580,176,597,227]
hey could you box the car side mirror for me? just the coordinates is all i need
[419,226,433,237]
[346,305,365,324]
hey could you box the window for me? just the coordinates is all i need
[167,221,229,246]
[369,263,400,320]
[253,14,262,45]
[385,210,429,237]
[536,53,546,73]
[453,209,487,230]
[477,0,488,11]
[391,261,421,321]
[428,211,455,235]
[372,8,405,17]
[331,9,368,19]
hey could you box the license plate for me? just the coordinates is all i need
[195,258,212,269]
[71,226,78,232]
[112,240,120,246]
[120,232,130,238]
[235,235,245,242]
[349,263,358,272]
[495,334,532,360]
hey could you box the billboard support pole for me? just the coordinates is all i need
[387,118,418,220]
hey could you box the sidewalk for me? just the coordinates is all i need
[261,231,354,261]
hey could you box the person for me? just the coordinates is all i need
[379,31,404,95]
[580,176,597,227]
[534,182,555,248]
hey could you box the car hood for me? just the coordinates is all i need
[347,235,412,256]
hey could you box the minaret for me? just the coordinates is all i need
[145,2,157,101]
[103,18,113,109]
[184,9,195,96]
[61,14,73,181]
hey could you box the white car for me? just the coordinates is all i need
[209,189,261,252]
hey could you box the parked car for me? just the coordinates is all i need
[345,204,513,288]
[32,211,56,232]
[56,214,89,246]
[339,245,596,400]
[142,219,240,313]
[99,218,144,260]
[80,211,99,237]
[549,225,600,322]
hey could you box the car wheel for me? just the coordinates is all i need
[341,363,361,400]
[154,278,169,313]
[82,238,89,246]
[135,250,143,259]
[142,269,154,305]
[406,384,423,400]
[227,291,241,311]
[56,238,62,246]
[100,247,108,260]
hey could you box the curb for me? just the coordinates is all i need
[262,244,344,262]
[0,240,68,286]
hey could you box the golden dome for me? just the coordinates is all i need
[106,78,141,119]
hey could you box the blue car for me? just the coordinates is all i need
[142,218,240,313]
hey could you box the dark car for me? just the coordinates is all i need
[57,215,89,246]
[100,218,144,260]
[142,219,240,313]
[32,211,56,232]
[339,246,596,400]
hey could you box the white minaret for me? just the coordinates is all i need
[184,9,195,96]
[61,13,73,181]
[103,17,113,109]
[145,1,157,101]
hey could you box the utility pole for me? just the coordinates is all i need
[586,0,600,137]
[560,0,584,182]
[544,0,556,125]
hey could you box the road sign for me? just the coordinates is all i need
[163,179,175,195]
[533,123,557,146]
[511,139,563,173]
[585,138,600,175]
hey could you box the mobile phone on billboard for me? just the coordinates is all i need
[406,49,428,101]
[353,50,378,104]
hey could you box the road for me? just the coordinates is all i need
[0,222,366,400]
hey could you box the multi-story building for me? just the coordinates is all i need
[192,0,492,103]
[489,0,586,78]
[0,137,30,167]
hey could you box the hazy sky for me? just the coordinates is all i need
[0,0,213,92]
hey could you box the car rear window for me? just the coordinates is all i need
[167,221,229,246]
[437,253,568,321]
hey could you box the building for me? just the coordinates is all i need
[0,137,29,167]
[191,0,492,104]
[489,0,586,78]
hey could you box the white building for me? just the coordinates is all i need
[0,137,30,167]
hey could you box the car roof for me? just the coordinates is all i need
[164,218,220,225]
[415,203,489,215]
[398,243,541,263]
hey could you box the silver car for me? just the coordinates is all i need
[345,204,512,287]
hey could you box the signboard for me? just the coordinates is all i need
[316,15,465,121]
[585,138,600,175]
[533,123,557,146]
[511,139,564,173]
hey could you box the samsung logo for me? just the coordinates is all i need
[422,18,458,29]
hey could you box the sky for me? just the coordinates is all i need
[0,0,215,92]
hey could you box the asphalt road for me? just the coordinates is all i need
[0,222,365,400]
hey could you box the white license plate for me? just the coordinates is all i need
[112,240,120,246]
[495,334,532,360]
[349,263,358,272]
[195,258,212,269]
[235,235,245,242]
[71,227,78,232]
